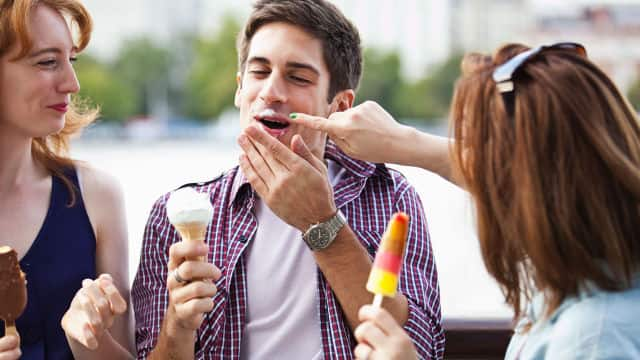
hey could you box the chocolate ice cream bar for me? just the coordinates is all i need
[0,246,27,338]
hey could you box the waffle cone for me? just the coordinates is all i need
[173,222,208,261]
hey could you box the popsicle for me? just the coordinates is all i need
[366,212,409,307]
[166,187,214,262]
[0,246,27,339]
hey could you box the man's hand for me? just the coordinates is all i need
[237,125,336,231]
[147,241,220,360]
[166,241,221,333]
[61,274,127,350]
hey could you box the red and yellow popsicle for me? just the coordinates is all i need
[366,212,409,306]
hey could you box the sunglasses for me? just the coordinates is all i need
[492,42,587,117]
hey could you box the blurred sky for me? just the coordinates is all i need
[80,0,640,79]
[82,0,636,57]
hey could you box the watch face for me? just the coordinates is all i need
[308,226,331,249]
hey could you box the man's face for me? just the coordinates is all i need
[235,22,351,157]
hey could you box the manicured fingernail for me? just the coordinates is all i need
[289,113,298,119]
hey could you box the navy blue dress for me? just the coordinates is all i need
[1,167,96,359]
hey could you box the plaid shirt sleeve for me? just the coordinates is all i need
[394,181,446,359]
[131,195,175,359]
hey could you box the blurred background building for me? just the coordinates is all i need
[452,0,640,92]
[78,0,640,134]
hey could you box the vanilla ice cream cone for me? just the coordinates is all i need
[166,188,214,262]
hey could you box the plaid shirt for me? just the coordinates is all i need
[132,141,445,359]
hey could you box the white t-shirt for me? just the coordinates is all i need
[240,160,346,359]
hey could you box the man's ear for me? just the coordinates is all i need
[234,71,242,108]
[329,89,355,113]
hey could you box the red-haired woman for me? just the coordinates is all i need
[0,1,133,359]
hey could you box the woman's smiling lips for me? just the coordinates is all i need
[48,102,68,113]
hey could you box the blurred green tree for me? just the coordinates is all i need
[393,53,462,123]
[184,16,241,121]
[357,48,404,114]
[74,54,137,122]
[357,50,462,124]
[112,37,173,116]
[628,78,640,111]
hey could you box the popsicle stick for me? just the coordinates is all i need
[5,322,19,339]
[372,294,384,308]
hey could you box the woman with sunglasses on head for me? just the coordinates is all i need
[0,1,134,359]
[290,42,640,359]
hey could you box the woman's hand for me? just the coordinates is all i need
[290,101,454,181]
[61,274,127,350]
[354,305,418,360]
[0,335,20,360]
[290,101,412,165]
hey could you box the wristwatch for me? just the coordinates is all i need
[302,210,347,251]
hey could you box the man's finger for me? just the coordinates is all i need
[244,125,296,166]
[289,112,332,132]
[239,153,269,197]
[238,133,278,182]
[245,128,290,173]
[290,135,325,171]
[170,280,218,305]
[168,241,209,271]
[353,343,373,360]
[174,297,215,327]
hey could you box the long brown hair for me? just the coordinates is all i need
[450,43,640,320]
[0,0,98,205]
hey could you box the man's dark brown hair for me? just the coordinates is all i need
[237,0,362,102]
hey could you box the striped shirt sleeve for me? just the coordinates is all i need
[394,181,445,359]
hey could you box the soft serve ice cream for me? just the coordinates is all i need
[166,187,214,261]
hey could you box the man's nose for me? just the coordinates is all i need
[259,73,287,105]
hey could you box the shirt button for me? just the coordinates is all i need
[239,235,248,243]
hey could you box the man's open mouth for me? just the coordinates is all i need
[260,118,289,129]
[255,109,291,133]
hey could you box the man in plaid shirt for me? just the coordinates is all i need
[131,1,444,359]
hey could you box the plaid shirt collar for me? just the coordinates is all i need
[230,139,390,208]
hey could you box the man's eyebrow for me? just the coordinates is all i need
[286,61,319,76]
[247,56,270,65]
[247,57,320,76]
